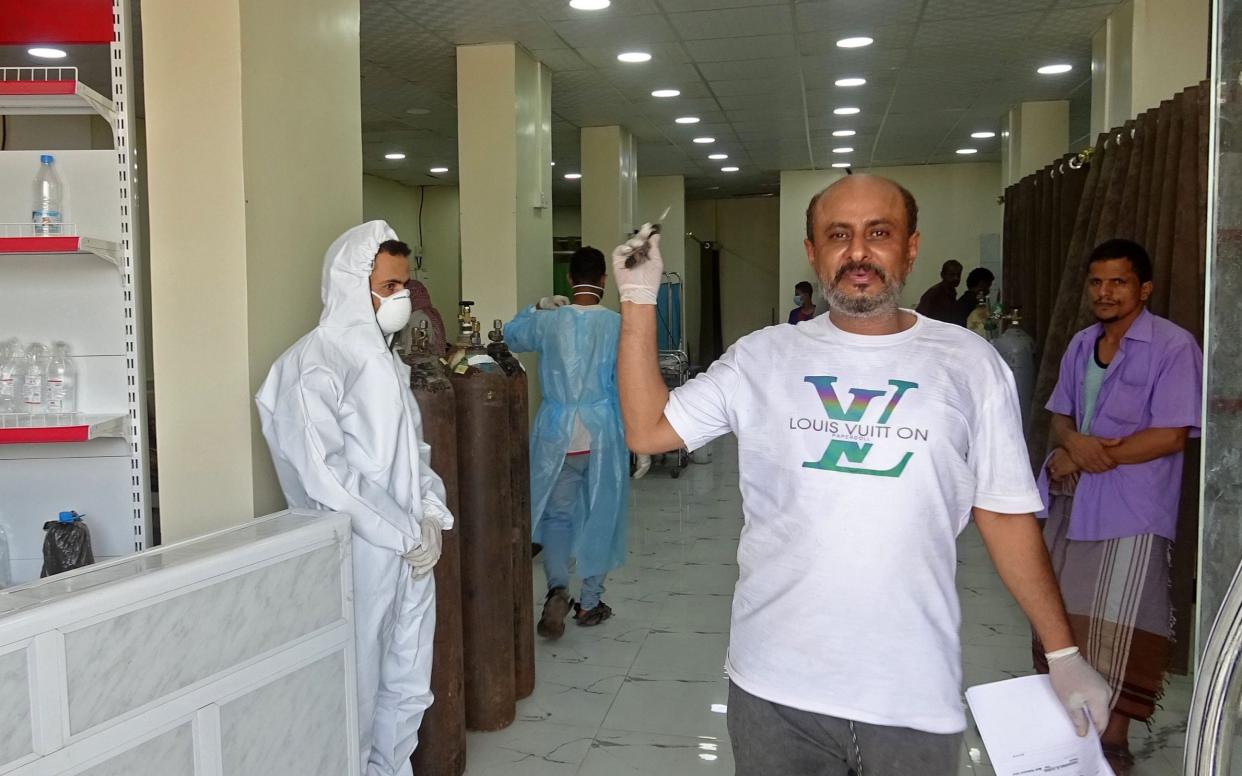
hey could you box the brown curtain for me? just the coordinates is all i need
[1007,81,1209,673]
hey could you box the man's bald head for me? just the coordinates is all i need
[804,175,919,244]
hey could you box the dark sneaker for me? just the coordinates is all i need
[537,587,572,640]
[573,601,613,627]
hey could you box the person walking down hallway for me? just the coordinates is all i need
[788,281,818,324]
[1035,238,1203,776]
[612,175,1111,776]
[504,246,630,637]
[951,267,995,327]
[914,259,962,322]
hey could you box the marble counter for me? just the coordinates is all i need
[0,509,359,776]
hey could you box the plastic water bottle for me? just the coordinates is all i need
[0,520,11,588]
[32,154,64,236]
[45,342,77,415]
[20,343,48,414]
[0,339,20,413]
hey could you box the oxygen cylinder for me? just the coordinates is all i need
[993,308,1038,435]
[487,319,535,701]
[448,303,516,731]
[406,322,466,776]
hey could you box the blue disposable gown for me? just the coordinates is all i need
[504,305,629,580]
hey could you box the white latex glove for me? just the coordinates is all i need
[538,295,570,310]
[611,225,663,305]
[403,519,443,578]
[1046,646,1112,736]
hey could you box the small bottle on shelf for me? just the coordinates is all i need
[0,339,20,413]
[20,342,48,414]
[45,342,78,417]
[32,155,65,237]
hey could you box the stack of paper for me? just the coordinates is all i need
[965,674,1115,776]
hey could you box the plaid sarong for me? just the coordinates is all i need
[1032,489,1173,722]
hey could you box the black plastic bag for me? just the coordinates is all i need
[41,512,94,577]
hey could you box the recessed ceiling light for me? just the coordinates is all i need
[618,51,652,63]
[550,161,556,166]
[832,147,853,154]
[721,166,739,172]
[693,137,715,144]
[28,47,67,59]
[564,172,582,179]
[832,129,856,137]
[429,167,449,173]
[651,88,680,98]
[1037,64,1073,75]
[675,116,701,124]
[836,37,873,49]
[833,107,861,115]
[835,77,866,87]
[956,148,978,155]
[405,107,431,116]
[384,152,406,160]
[831,162,851,168]
[570,0,610,8]
[971,131,997,139]
[708,153,728,160]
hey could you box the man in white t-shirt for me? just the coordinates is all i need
[612,175,1111,774]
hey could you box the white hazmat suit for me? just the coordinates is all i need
[256,221,451,776]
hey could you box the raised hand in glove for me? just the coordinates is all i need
[403,519,443,578]
[538,295,571,310]
[611,224,663,305]
[1046,646,1112,736]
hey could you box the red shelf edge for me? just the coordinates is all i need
[0,426,91,444]
[0,236,80,253]
[0,81,76,96]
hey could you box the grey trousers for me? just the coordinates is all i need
[727,681,962,776]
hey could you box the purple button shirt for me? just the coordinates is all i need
[1037,308,1202,542]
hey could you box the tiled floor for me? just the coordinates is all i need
[464,440,1191,775]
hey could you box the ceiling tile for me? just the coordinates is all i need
[922,0,1055,22]
[793,2,922,35]
[697,57,800,81]
[667,6,795,40]
[684,34,797,63]
[551,13,679,49]
[913,12,1046,47]
[525,0,660,21]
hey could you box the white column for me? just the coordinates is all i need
[581,126,637,310]
[1002,101,1069,186]
[144,0,363,540]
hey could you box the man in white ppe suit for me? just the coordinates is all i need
[256,221,451,776]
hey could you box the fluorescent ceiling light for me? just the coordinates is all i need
[429,167,449,173]
[721,166,739,172]
[833,107,861,115]
[693,137,715,144]
[832,162,851,168]
[651,88,680,98]
[832,129,856,137]
[617,51,652,63]
[835,77,866,87]
[570,0,610,8]
[708,153,728,160]
[675,116,700,124]
[836,37,873,49]
[956,148,978,155]
[1037,63,1073,75]
[832,147,853,154]
[384,153,406,160]
[971,131,996,139]
[564,172,582,179]
[28,48,67,59]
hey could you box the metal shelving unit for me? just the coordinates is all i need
[0,1,150,585]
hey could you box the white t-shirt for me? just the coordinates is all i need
[664,312,1042,734]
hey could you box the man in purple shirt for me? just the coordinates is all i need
[1034,238,1202,774]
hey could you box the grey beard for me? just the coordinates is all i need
[821,277,905,318]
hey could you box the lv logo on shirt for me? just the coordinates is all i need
[797,376,921,478]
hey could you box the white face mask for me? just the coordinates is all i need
[372,289,412,334]
[572,283,604,301]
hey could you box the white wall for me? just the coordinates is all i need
[780,164,1003,311]
[361,175,461,315]
[637,176,685,278]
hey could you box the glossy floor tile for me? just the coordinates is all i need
[464,440,1191,775]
